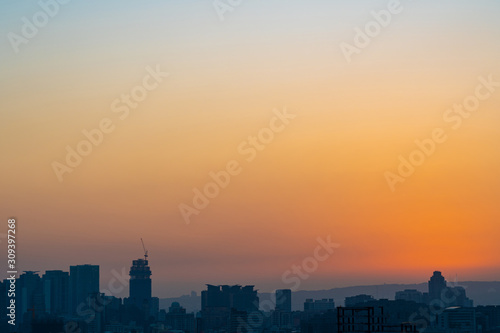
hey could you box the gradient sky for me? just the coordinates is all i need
[1,0,499,298]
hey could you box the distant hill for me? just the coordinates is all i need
[159,281,500,313]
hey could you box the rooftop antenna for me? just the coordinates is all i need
[141,238,148,261]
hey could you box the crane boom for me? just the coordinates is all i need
[141,238,148,260]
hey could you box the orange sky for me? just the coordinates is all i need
[1,0,499,297]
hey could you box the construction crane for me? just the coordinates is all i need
[141,238,148,261]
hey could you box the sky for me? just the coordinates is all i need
[1,0,499,298]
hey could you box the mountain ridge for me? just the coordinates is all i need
[159,281,500,313]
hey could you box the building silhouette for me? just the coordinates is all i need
[18,271,45,327]
[345,294,374,307]
[273,289,293,329]
[395,289,424,304]
[86,292,106,333]
[159,301,195,332]
[337,306,417,333]
[69,265,99,315]
[103,295,122,325]
[1,265,490,333]
[201,285,259,313]
[128,257,152,309]
[276,289,292,312]
[301,309,337,333]
[122,251,160,333]
[201,285,259,332]
[31,317,65,333]
[304,299,336,313]
[438,307,476,333]
[338,306,385,332]
[42,270,69,316]
[360,299,423,331]
[428,271,447,303]
[475,305,500,332]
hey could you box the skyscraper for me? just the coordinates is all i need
[201,285,259,332]
[201,285,259,313]
[69,265,99,315]
[274,289,292,329]
[428,271,447,302]
[17,271,45,323]
[276,289,292,312]
[42,270,69,315]
[129,258,152,309]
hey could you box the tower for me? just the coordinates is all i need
[69,265,99,315]
[428,271,447,302]
[129,258,152,306]
[128,239,154,319]
[43,270,70,315]
[276,289,292,312]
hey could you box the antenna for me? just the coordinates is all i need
[141,238,148,260]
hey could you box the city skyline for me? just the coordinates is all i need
[2,0,500,318]
[3,262,498,332]
[2,263,494,307]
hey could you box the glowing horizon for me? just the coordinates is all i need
[1,0,499,298]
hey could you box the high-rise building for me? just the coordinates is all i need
[274,289,293,329]
[395,289,424,304]
[201,285,259,313]
[128,258,152,310]
[42,270,69,316]
[69,265,99,315]
[18,271,45,323]
[428,271,447,303]
[201,285,259,332]
[276,289,292,312]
